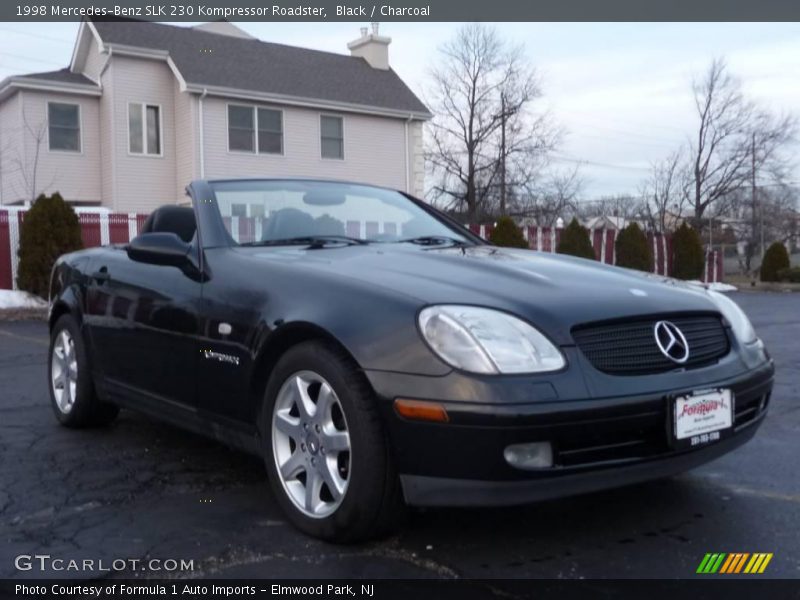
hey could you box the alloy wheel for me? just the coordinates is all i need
[272,370,351,518]
[51,329,78,414]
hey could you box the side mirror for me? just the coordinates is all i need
[127,232,191,267]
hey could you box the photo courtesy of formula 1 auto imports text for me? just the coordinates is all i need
[0,1,798,599]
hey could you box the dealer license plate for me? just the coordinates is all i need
[673,389,733,446]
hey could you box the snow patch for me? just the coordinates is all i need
[708,282,738,293]
[0,290,48,309]
[687,281,738,293]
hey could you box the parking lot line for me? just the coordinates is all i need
[0,328,48,347]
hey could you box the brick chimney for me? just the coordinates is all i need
[347,23,391,70]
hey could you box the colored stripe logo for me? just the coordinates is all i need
[697,553,773,574]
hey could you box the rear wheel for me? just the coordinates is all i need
[260,341,404,542]
[49,315,119,428]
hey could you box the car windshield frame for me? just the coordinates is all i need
[203,179,484,248]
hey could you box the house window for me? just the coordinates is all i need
[320,115,344,159]
[128,103,161,155]
[257,108,283,154]
[231,203,248,217]
[48,102,80,152]
[228,105,254,152]
[228,104,283,154]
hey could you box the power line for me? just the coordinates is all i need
[566,118,685,146]
[0,26,73,44]
[0,52,65,69]
[559,110,688,134]
[567,132,678,150]
[551,152,651,172]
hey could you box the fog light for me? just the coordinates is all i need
[504,442,553,470]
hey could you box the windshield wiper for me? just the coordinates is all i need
[241,235,369,248]
[395,235,472,247]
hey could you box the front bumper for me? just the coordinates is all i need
[366,360,774,507]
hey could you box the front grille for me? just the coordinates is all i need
[572,314,730,375]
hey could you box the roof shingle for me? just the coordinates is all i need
[91,20,429,116]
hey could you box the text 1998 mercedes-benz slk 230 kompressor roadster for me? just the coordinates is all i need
[48,178,774,541]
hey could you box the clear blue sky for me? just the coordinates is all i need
[1,21,797,198]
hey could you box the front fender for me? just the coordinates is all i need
[48,253,92,330]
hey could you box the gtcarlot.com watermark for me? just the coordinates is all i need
[14,554,195,574]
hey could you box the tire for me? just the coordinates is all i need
[48,314,119,428]
[259,340,404,542]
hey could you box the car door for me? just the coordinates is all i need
[84,244,203,409]
[193,246,266,425]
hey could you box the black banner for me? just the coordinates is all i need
[2,0,800,22]
[3,580,800,600]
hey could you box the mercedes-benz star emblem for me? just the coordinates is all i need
[653,320,690,364]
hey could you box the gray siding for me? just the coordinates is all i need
[107,55,178,212]
[174,86,197,200]
[3,41,427,211]
[407,120,424,198]
[99,63,115,206]
[201,97,408,191]
[82,35,105,83]
[0,90,101,204]
[0,93,22,203]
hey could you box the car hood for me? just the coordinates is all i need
[241,244,721,345]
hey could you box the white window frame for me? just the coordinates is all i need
[319,114,345,161]
[127,102,163,157]
[226,103,284,156]
[47,101,82,154]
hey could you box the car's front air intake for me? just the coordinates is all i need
[572,314,730,375]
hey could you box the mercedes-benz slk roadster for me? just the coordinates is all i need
[48,178,774,541]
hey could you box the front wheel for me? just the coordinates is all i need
[49,315,119,428]
[260,341,404,542]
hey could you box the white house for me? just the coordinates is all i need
[0,20,430,212]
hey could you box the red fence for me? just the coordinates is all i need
[0,209,142,291]
[467,223,723,282]
[0,209,724,290]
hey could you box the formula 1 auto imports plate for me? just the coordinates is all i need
[674,388,733,447]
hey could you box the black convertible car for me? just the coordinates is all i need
[48,178,774,541]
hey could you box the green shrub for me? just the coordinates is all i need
[314,213,345,236]
[615,222,652,271]
[760,242,790,282]
[671,222,704,280]
[16,192,83,298]
[556,218,595,260]
[489,216,528,249]
[776,266,800,283]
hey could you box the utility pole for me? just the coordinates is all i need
[499,92,507,216]
[751,132,759,264]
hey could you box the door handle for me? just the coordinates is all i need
[91,267,110,284]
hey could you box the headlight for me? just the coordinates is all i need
[708,290,757,344]
[418,305,566,374]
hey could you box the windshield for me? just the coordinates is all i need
[209,180,470,245]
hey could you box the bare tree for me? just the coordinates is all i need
[512,165,583,226]
[640,150,689,233]
[687,58,796,225]
[721,184,799,273]
[576,195,644,226]
[426,24,554,222]
[0,107,53,203]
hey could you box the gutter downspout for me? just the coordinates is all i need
[198,88,208,178]
[404,114,413,193]
[98,46,112,81]
[101,47,118,211]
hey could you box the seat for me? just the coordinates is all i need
[140,206,196,243]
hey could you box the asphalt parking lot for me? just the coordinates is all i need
[1,292,798,580]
